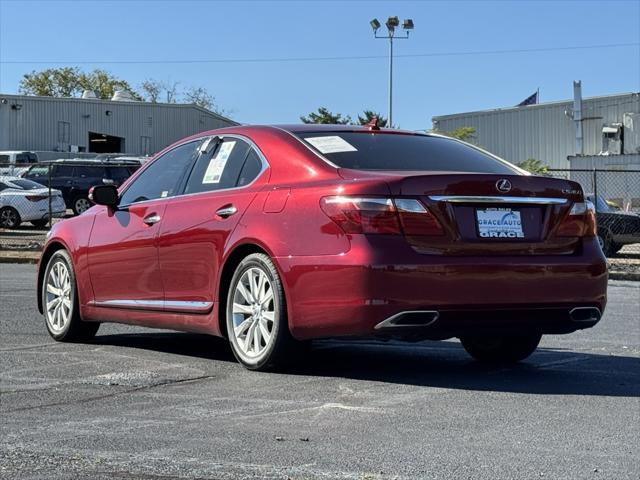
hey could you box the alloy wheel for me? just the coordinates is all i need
[231,267,276,359]
[45,260,73,333]
[0,208,19,228]
[75,197,91,214]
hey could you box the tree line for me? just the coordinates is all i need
[19,67,226,115]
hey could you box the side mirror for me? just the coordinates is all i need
[89,185,119,209]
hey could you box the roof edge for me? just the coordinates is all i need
[0,92,239,125]
[432,91,640,121]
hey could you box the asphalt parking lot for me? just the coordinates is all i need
[1,264,639,479]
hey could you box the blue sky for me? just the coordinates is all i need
[0,0,638,130]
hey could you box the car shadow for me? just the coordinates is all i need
[92,332,640,398]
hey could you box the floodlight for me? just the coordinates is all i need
[370,18,381,31]
[386,16,400,29]
[403,19,414,30]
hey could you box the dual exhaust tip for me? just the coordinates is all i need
[375,307,602,330]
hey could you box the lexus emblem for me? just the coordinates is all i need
[496,179,512,193]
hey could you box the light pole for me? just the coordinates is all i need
[370,17,414,128]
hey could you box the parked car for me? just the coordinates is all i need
[23,159,140,215]
[0,151,39,176]
[94,153,149,165]
[586,194,640,256]
[0,176,66,228]
[36,125,607,371]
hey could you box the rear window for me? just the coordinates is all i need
[295,132,518,174]
[27,166,49,177]
[16,153,38,164]
[8,179,43,190]
[106,166,134,181]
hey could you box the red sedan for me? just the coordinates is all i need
[37,125,607,370]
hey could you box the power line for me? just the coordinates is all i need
[1,42,638,66]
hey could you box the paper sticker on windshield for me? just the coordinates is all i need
[203,141,236,184]
[305,136,357,154]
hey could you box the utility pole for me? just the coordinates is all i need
[370,17,414,128]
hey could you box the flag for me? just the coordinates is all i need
[517,90,538,106]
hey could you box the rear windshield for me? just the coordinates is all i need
[8,179,43,190]
[295,132,518,174]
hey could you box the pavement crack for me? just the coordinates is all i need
[2,374,215,413]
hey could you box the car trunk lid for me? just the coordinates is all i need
[339,169,586,256]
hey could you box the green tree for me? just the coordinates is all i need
[79,69,140,100]
[434,126,477,143]
[19,67,139,99]
[19,67,84,97]
[517,158,549,174]
[355,110,388,127]
[300,107,351,124]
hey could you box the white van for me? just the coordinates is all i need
[0,151,39,176]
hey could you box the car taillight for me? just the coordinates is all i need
[320,197,401,234]
[556,201,597,237]
[394,198,444,236]
[320,196,443,236]
[25,195,47,202]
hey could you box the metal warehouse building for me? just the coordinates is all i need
[432,88,640,169]
[0,93,237,156]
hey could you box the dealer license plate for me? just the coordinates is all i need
[476,208,524,239]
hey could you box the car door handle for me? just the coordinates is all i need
[216,205,237,218]
[143,213,161,225]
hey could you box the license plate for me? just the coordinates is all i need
[476,208,524,239]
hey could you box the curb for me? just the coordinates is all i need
[608,271,640,282]
[0,253,40,264]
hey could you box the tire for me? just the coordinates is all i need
[42,250,100,342]
[460,334,541,363]
[31,219,49,229]
[226,253,297,371]
[597,231,616,257]
[0,207,21,228]
[72,195,91,215]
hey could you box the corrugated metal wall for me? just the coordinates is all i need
[0,94,237,155]
[432,93,640,169]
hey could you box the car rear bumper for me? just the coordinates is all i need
[276,236,608,340]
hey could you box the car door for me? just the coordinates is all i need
[157,136,267,312]
[50,164,75,206]
[87,140,203,307]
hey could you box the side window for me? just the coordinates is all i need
[0,182,7,192]
[106,166,133,182]
[120,140,201,205]
[184,137,251,194]
[54,165,75,177]
[0,155,9,167]
[75,166,105,178]
[237,149,263,187]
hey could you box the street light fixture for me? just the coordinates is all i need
[370,16,414,128]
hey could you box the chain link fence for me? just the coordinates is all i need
[2,164,639,260]
[548,169,640,257]
[1,161,141,249]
